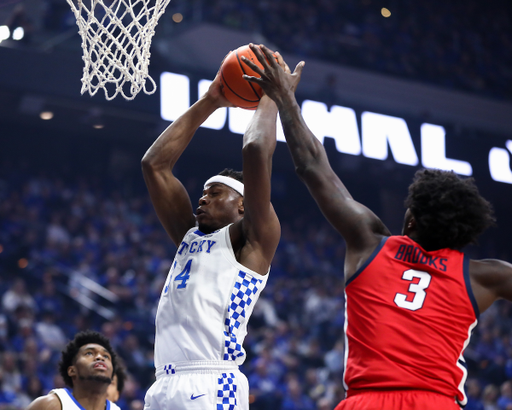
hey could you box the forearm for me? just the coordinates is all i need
[277,93,324,177]
[243,96,278,161]
[142,94,220,171]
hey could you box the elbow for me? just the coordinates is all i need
[141,153,152,171]
[294,160,321,182]
[141,151,159,174]
[242,138,268,158]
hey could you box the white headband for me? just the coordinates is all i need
[204,175,244,196]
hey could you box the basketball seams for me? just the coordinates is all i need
[234,49,263,102]
[220,66,259,105]
[220,44,273,109]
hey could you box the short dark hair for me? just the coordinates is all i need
[405,169,495,250]
[58,330,117,388]
[218,168,243,183]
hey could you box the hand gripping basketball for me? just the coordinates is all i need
[241,44,305,107]
[219,44,279,110]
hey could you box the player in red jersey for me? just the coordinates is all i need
[242,43,512,410]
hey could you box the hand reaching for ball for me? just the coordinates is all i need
[219,44,279,110]
[241,44,305,107]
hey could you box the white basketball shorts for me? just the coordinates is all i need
[144,361,249,410]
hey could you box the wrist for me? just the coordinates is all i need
[276,91,298,111]
[200,92,224,110]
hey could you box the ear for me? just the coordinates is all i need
[68,365,76,378]
[407,217,416,230]
[238,197,244,215]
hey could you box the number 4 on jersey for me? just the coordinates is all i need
[174,260,192,289]
[394,269,432,311]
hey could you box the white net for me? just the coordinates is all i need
[66,0,171,100]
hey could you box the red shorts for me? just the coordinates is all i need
[334,390,461,410]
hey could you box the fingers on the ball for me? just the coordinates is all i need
[260,44,279,68]
[294,61,305,76]
[242,74,259,84]
[249,43,268,67]
[241,56,263,76]
[276,52,285,67]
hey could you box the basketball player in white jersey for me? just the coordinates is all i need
[141,53,282,409]
[27,330,121,410]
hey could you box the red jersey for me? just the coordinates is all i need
[343,235,479,406]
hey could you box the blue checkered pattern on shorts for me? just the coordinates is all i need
[163,364,176,374]
[217,372,237,410]
[223,271,263,361]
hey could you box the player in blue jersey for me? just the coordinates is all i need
[26,330,121,410]
[141,53,282,409]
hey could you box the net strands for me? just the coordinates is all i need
[66,0,171,100]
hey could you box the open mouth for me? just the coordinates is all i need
[93,363,107,370]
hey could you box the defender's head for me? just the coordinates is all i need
[59,330,117,388]
[196,168,244,234]
[106,361,126,402]
[402,169,495,251]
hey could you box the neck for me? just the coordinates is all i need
[71,383,109,410]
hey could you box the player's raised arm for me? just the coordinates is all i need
[141,72,234,247]
[230,93,281,275]
[242,44,389,261]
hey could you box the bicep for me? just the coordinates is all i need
[489,260,512,301]
[142,166,196,247]
[240,144,281,259]
[471,259,512,312]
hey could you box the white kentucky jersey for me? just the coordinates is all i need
[154,225,269,368]
[51,388,121,410]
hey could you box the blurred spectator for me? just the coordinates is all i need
[1,352,22,395]
[280,375,315,410]
[483,384,500,410]
[2,279,36,314]
[498,381,512,410]
[324,338,344,376]
[466,378,485,410]
[33,280,63,315]
[248,357,281,410]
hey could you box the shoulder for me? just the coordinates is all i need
[26,393,62,410]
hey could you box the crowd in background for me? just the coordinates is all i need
[1,161,512,410]
[4,0,511,101]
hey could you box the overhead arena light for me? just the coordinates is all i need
[12,27,24,41]
[0,26,10,44]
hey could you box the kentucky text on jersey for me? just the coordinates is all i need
[177,239,216,255]
[394,243,448,272]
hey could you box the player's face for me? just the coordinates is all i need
[70,343,114,385]
[196,183,243,233]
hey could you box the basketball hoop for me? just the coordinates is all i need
[66,0,171,100]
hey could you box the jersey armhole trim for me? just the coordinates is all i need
[64,388,87,410]
[346,236,388,287]
[463,255,480,319]
[51,390,64,409]
[222,224,269,280]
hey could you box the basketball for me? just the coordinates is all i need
[220,44,277,110]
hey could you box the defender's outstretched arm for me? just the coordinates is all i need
[242,44,389,260]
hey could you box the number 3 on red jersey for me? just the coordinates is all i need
[394,269,432,311]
